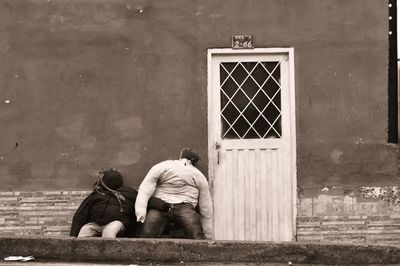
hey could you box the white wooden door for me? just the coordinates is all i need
[207,48,296,241]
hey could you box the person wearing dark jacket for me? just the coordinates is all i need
[70,168,170,238]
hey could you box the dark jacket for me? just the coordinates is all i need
[70,185,169,237]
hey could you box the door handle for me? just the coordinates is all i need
[215,142,221,164]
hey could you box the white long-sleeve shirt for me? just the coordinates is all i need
[135,158,213,238]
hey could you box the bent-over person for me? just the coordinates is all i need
[70,168,169,238]
[135,148,213,239]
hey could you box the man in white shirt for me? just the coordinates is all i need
[135,148,213,239]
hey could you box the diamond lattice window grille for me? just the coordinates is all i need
[220,61,282,139]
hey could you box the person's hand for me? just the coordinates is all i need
[137,215,145,223]
[135,207,147,223]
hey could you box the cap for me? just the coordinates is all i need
[100,169,123,190]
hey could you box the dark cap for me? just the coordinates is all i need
[100,169,123,190]
[180,148,201,166]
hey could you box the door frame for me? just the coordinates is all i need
[207,47,297,240]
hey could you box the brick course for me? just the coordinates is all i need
[0,191,90,236]
[297,187,400,243]
[2,188,400,243]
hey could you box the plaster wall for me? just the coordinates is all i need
[0,0,397,192]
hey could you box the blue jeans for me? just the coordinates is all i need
[142,203,205,239]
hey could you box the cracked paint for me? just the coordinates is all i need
[359,186,400,206]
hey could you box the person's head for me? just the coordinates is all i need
[98,168,123,190]
[179,148,200,166]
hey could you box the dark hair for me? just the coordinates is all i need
[180,148,201,166]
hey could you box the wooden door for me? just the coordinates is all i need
[207,48,296,241]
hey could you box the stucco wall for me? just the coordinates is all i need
[0,0,397,191]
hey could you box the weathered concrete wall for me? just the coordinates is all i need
[0,0,396,192]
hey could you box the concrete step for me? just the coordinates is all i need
[1,236,400,265]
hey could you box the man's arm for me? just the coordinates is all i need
[148,196,171,212]
[135,163,164,222]
[196,174,213,239]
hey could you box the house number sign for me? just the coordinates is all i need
[232,35,254,49]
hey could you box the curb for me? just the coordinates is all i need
[1,236,400,264]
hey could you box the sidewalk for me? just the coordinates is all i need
[0,263,362,266]
[0,262,398,266]
[1,236,400,265]
[0,262,388,266]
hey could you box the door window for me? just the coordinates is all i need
[219,61,282,139]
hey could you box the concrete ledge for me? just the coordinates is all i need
[1,236,400,264]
